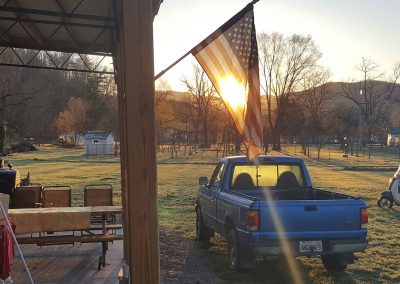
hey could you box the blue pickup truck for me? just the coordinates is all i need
[195,156,368,272]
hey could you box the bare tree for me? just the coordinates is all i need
[155,79,171,106]
[182,64,218,147]
[0,66,35,152]
[297,67,331,158]
[154,79,175,145]
[329,103,359,154]
[0,49,118,148]
[341,57,400,143]
[156,101,176,133]
[258,32,323,150]
[99,74,117,97]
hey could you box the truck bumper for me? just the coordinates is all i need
[253,239,367,256]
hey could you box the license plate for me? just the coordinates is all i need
[299,240,322,252]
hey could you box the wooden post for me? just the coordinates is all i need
[113,46,130,265]
[117,0,160,282]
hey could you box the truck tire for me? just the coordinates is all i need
[322,255,348,273]
[195,207,212,241]
[227,228,255,271]
[227,229,242,271]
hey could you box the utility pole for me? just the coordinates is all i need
[357,89,363,157]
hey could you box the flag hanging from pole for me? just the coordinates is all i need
[191,3,263,159]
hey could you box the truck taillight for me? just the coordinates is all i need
[361,208,368,229]
[247,210,260,231]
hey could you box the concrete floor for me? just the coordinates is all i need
[10,238,124,284]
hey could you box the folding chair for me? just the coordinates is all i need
[40,185,73,242]
[83,184,116,229]
[12,185,43,208]
[84,184,113,207]
[42,186,72,208]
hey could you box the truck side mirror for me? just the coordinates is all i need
[199,176,208,186]
[7,163,12,170]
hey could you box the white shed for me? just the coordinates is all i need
[84,131,115,155]
[387,127,400,147]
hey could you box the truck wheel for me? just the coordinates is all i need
[227,229,242,271]
[377,196,393,208]
[196,207,211,241]
[322,255,347,273]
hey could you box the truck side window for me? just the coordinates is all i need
[209,162,225,188]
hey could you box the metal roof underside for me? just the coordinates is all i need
[0,0,162,73]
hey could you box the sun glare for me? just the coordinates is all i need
[218,76,247,110]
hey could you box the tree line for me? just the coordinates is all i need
[0,49,118,152]
[156,33,400,157]
[1,33,399,156]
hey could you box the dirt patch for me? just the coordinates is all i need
[160,228,222,284]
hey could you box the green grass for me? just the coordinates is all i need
[7,144,400,283]
[7,145,121,206]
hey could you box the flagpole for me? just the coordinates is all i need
[154,0,260,81]
[154,50,192,80]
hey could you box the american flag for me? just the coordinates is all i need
[191,3,263,159]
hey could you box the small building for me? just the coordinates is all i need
[84,131,115,155]
[387,127,400,147]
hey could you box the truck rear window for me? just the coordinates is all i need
[230,164,305,189]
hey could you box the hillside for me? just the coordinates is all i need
[322,81,400,126]
[163,80,400,126]
[162,81,400,127]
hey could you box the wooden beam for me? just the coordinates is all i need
[118,0,160,282]
[16,234,123,245]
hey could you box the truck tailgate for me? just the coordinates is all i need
[258,200,365,236]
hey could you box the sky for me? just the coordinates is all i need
[153,0,400,91]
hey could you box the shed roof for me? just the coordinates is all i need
[84,131,113,140]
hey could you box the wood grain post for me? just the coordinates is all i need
[113,46,130,265]
[118,0,160,282]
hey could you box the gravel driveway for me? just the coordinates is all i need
[160,228,222,284]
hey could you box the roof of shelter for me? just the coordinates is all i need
[0,0,162,73]
[0,0,162,54]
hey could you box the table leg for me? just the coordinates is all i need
[102,241,106,267]
[100,213,108,269]
[102,213,107,235]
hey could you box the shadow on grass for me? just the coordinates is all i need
[330,273,359,284]
[376,206,400,219]
[338,268,380,283]
[12,155,120,166]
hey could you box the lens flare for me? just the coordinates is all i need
[218,76,246,110]
[263,188,304,284]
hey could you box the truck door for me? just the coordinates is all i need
[201,162,225,230]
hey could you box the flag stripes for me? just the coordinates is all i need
[191,3,262,159]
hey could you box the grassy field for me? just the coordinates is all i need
[7,144,400,283]
[8,145,122,206]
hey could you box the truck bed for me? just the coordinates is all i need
[221,188,365,233]
[238,188,357,201]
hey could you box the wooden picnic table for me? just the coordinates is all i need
[8,206,123,270]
